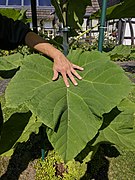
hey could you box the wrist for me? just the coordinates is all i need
[52,50,65,62]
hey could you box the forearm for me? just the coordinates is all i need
[25,31,63,60]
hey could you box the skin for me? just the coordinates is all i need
[25,31,84,87]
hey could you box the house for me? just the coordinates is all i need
[86,0,135,45]
[0,0,134,45]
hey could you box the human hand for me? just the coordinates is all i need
[52,53,84,87]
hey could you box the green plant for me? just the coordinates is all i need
[108,45,131,61]
[90,0,135,20]
[35,150,87,180]
[0,45,33,58]
[70,32,116,52]
[0,8,31,23]
[108,45,135,61]
[50,0,92,54]
[0,49,135,163]
[51,0,92,31]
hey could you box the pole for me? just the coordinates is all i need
[62,27,69,56]
[31,0,38,33]
[62,1,69,56]
[98,0,107,52]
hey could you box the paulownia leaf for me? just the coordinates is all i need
[109,45,131,57]
[0,53,23,71]
[51,0,64,25]
[16,114,42,143]
[47,94,100,162]
[128,87,135,103]
[94,99,135,150]
[90,0,135,20]
[67,0,91,29]
[0,112,42,155]
[106,0,135,20]
[5,50,132,161]
[0,8,30,23]
[0,8,21,21]
[51,0,91,30]
[108,45,131,61]
[0,95,29,123]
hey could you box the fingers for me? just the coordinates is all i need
[52,70,58,81]
[52,60,84,87]
[71,68,82,80]
[67,71,78,86]
[72,64,84,71]
[61,72,70,88]
[52,70,80,88]
[62,68,82,87]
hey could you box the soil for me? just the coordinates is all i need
[0,133,41,180]
[0,61,135,180]
[116,60,135,82]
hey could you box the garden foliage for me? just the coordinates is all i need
[0,49,135,162]
[0,8,31,23]
[90,0,135,20]
[108,45,135,61]
[51,0,91,29]
[35,150,87,179]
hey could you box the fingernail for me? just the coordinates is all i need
[75,83,78,86]
[79,77,82,80]
[67,85,70,88]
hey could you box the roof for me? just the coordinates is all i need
[26,7,54,20]
[86,0,100,16]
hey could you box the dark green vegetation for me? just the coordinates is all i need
[91,0,135,20]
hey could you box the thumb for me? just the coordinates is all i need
[52,69,59,81]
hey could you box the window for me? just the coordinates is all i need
[8,0,21,5]
[0,0,6,5]
[0,0,52,6]
[24,0,31,6]
[38,0,51,6]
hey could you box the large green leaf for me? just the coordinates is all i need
[0,8,21,21]
[0,112,30,154]
[0,53,23,71]
[0,112,42,156]
[0,8,31,23]
[67,0,91,29]
[5,50,132,161]
[106,0,135,19]
[47,97,100,162]
[91,0,135,20]
[1,95,29,123]
[94,99,135,150]
[108,45,131,61]
[108,45,131,57]
[51,0,91,29]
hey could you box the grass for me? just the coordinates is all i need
[108,150,135,180]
